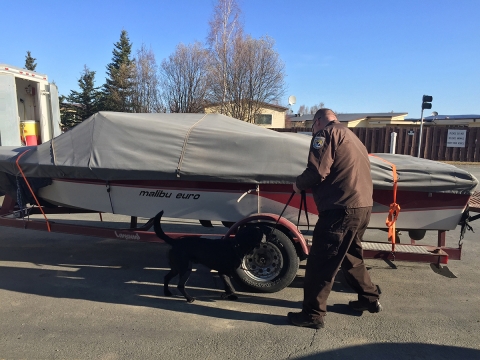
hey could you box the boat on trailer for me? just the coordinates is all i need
[0,112,477,292]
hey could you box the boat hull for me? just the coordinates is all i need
[38,179,470,231]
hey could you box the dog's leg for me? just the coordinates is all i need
[219,273,238,300]
[164,269,178,297]
[177,265,195,303]
[164,248,178,297]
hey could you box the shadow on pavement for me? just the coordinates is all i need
[293,342,480,360]
[429,263,458,278]
[0,230,373,324]
[287,269,356,294]
[0,234,305,325]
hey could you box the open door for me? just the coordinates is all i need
[0,74,21,146]
[48,83,62,138]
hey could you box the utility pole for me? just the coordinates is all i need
[417,95,433,157]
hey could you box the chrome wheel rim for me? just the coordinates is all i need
[241,241,283,281]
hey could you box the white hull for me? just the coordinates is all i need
[38,179,468,231]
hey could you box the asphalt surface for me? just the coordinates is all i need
[0,165,479,359]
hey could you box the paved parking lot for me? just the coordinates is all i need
[0,165,479,359]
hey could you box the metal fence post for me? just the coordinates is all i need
[390,132,397,154]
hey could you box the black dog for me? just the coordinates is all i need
[153,211,265,303]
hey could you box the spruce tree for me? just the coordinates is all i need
[59,95,77,130]
[101,30,135,112]
[61,66,100,128]
[25,51,37,71]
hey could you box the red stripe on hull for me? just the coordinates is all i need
[373,189,469,209]
[260,192,318,215]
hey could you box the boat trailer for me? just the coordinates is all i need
[1,192,478,268]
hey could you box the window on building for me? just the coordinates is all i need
[255,114,272,125]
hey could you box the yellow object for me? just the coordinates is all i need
[20,120,40,146]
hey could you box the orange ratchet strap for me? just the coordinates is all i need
[369,154,400,252]
[15,149,51,232]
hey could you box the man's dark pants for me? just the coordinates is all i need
[303,206,379,319]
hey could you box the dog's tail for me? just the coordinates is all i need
[153,211,176,245]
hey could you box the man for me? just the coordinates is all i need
[288,108,382,329]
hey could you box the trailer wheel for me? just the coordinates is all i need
[233,225,299,293]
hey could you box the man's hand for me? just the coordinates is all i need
[293,182,301,194]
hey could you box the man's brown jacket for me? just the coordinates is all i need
[295,121,373,211]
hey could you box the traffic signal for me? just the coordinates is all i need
[422,95,433,110]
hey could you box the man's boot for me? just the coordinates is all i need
[287,311,325,329]
[348,299,383,313]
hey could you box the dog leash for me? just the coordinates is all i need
[269,190,310,237]
[298,190,310,231]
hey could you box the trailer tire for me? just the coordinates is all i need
[233,225,299,293]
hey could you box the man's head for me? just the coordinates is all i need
[311,108,337,134]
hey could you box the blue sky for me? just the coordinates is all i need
[1,0,478,118]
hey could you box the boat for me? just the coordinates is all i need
[0,112,476,233]
[0,111,477,292]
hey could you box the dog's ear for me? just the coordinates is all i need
[235,226,263,243]
[264,231,278,243]
[255,227,266,243]
[249,226,265,243]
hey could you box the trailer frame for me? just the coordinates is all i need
[1,193,475,269]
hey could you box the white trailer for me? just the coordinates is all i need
[0,64,62,146]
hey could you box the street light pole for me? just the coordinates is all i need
[417,95,433,158]
[417,108,425,158]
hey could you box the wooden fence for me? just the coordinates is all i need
[273,126,480,162]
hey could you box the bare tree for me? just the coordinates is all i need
[310,102,325,114]
[160,42,211,113]
[219,35,286,123]
[133,44,164,113]
[298,105,308,115]
[206,0,285,122]
[207,0,243,113]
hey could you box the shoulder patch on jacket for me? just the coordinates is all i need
[312,136,325,149]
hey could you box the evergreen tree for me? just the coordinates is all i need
[101,30,135,112]
[59,94,76,130]
[61,65,100,128]
[25,51,37,71]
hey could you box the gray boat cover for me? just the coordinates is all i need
[0,112,477,194]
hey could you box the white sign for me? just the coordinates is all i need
[447,129,466,147]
